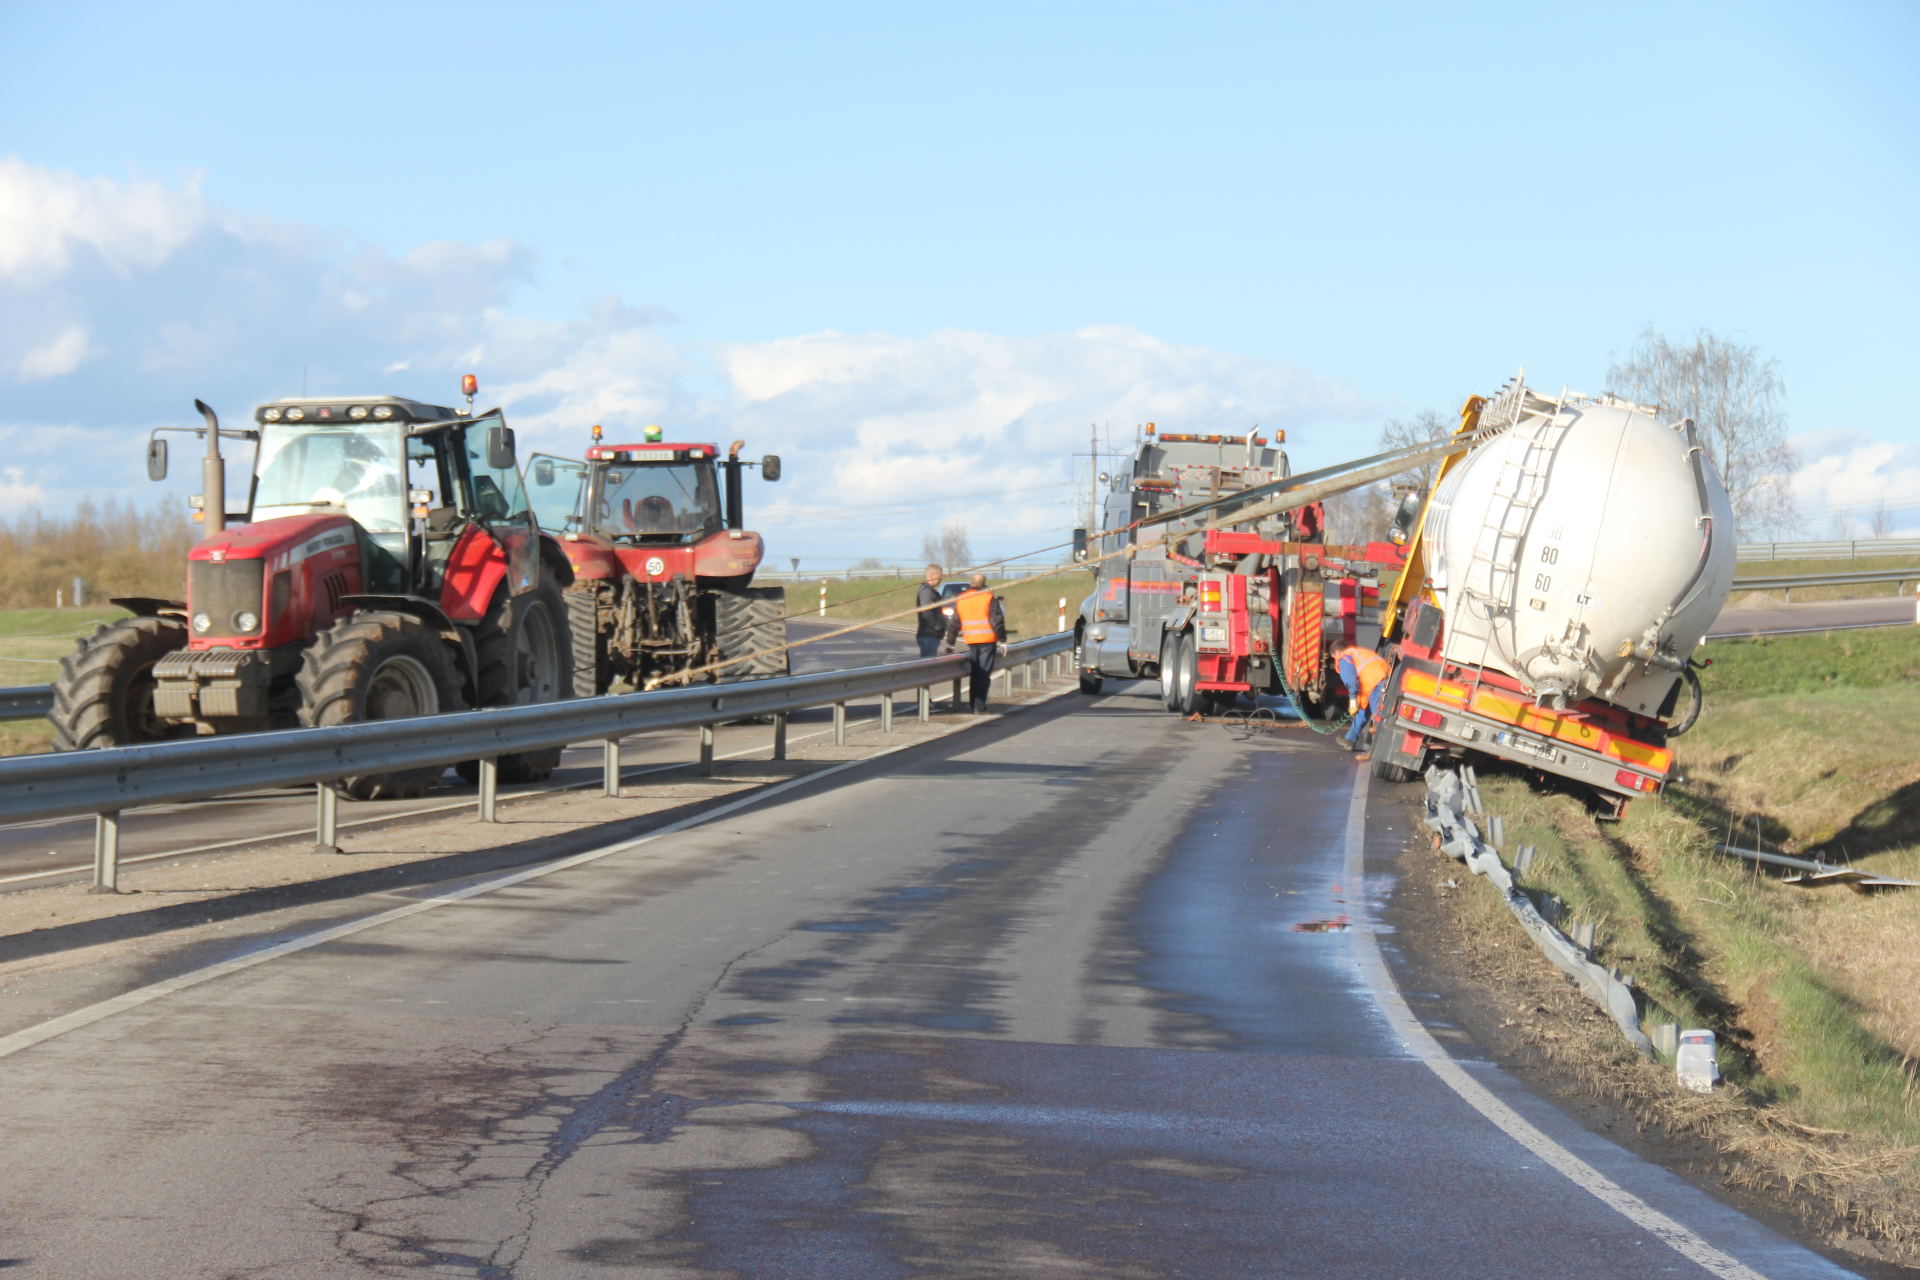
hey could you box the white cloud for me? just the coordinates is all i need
[0,157,205,282]
[1790,429,1920,537]
[0,465,43,509]
[0,157,1379,561]
[14,323,92,380]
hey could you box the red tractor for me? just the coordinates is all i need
[527,426,786,693]
[50,379,575,799]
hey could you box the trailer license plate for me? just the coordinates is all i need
[1493,730,1557,761]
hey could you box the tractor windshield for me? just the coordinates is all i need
[592,462,719,539]
[251,424,408,534]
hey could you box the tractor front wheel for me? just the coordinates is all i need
[457,581,573,784]
[50,615,188,750]
[298,611,465,800]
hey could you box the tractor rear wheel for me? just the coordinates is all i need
[49,615,188,750]
[456,581,573,784]
[713,586,789,681]
[567,585,609,697]
[298,611,464,800]
[1168,632,1201,716]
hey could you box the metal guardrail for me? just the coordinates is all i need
[0,631,1075,889]
[0,686,53,720]
[1730,567,1920,597]
[1737,538,1920,562]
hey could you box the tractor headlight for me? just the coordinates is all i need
[233,610,259,633]
[192,612,212,633]
[261,407,283,422]
[285,406,306,422]
[348,405,369,420]
[372,404,395,419]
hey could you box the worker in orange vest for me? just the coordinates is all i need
[945,573,1006,713]
[1334,644,1392,754]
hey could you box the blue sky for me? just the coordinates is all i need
[3,0,1916,560]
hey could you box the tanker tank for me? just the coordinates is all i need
[1419,382,1735,718]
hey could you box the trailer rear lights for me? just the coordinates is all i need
[1398,704,1445,729]
[1614,769,1659,793]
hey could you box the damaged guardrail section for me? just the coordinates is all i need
[1422,763,1725,1090]
[0,632,1074,890]
[1422,764,1657,1057]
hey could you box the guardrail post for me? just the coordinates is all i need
[700,724,716,775]
[772,712,788,760]
[918,686,931,722]
[951,676,963,707]
[315,783,341,854]
[881,693,894,733]
[478,758,499,823]
[91,811,122,893]
[833,702,847,746]
[602,737,622,796]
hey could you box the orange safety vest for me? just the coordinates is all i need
[1335,645,1391,701]
[953,589,999,645]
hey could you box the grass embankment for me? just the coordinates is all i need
[781,574,1089,641]
[1473,628,1920,1252]
[1729,555,1920,604]
[0,607,125,757]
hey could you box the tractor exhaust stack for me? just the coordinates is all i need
[194,399,225,539]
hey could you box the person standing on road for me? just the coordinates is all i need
[915,564,948,659]
[1334,644,1392,754]
[946,573,1006,713]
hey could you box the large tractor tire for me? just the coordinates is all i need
[49,615,188,750]
[713,586,789,681]
[298,611,465,801]
[566,585,610,697]
[456,580,573,785]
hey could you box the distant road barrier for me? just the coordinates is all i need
[1736,537,1920,562]
[0,632,1075,891]
[1730,566,1920,600]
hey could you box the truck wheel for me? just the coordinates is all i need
[1169,632,1201,715]
[1368,723,1422,784]
[567,585,609,697]
[1159,633,1180,711]
[298,612,465,800]
[714,586,789,680]
[1074,630,1102,695]
[457,580,573,785]
[1666,666,1704,737]
[49,616,188,750]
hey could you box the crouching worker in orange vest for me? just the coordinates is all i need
[946,573,1006,713]
[1334,644,1392,755]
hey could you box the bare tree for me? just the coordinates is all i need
[920,521,973,571]
[1607,328,1797,537]
[1868,501,1893,540]
[1320,409,1456,544]
[1379,409,1456,495]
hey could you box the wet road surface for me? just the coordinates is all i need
[0,680,1858,1277]
[0,618,920,889]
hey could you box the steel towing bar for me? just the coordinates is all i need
[0,631,1074,889]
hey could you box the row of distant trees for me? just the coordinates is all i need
[0,499,194,609]
[1325,327,1803,544]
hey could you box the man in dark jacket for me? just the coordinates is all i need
[945,573,1006,712]
[915,564,949,658]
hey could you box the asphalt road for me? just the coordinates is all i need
[0,681,1857,1278]
[1708,594,1913,637]
[0,617,920,889]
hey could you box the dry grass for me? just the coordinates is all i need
[1461,628,1920,1260]
[782,574,1085,640]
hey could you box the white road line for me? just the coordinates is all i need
[0,680,1076,1062]
[1343,770,1773,1280]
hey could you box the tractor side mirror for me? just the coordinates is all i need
[1389,490,1422,546]
[1072,527,1088,561]
[761,454,781,482]
[532,458,555,487]
[146,436,169,482]
[486,424,516,471]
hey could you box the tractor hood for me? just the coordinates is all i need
[557,528,763,584]
[189,513,359,569]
